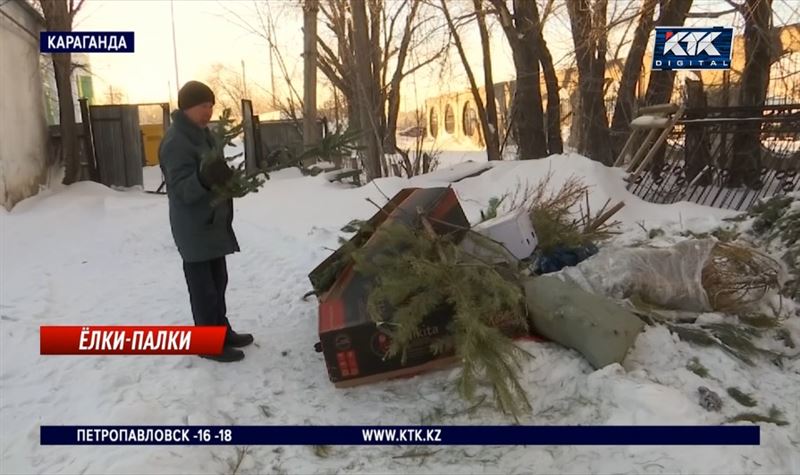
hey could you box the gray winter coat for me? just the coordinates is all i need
[159,110,240,263]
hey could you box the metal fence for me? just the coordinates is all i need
[627,104,800,211]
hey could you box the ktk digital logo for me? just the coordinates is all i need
[652,27,733,70]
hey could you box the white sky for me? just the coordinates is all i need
[71,0,798,114]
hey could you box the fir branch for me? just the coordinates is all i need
[686,357,710,378]
[727,387,758,408]
[351,219,533,418]
[728,406,789,426]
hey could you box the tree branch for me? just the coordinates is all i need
[487,0,520,49]
[317,36,348,82]
[317,53,350,94]
[400,42,448,79]
[687,8,739,18]
[723,0,746,14]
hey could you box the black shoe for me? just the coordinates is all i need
[226,331,254,348]
[199,345,245,363]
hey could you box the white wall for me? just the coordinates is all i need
[0,0,49,210]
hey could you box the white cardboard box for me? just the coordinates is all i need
[462,208,538,262]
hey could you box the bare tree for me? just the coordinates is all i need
[610,0,658,157]
[566,0,613,165]
[314,0,448,176]
[39,0,85,185]
[218,2,306,111]
[643,0,694,106]
[205,64,272,120]
[490,0,548,159]
[473,0,501,161]
[440,0,501,161]
[384,0,421,153]
[642,0,693,178]
[303,0,320,150]
[534,1,564,155]
[351,0,383,178]
[729,0,773,187]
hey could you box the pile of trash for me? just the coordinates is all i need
[307,176,796,417]
[555,238,782,313]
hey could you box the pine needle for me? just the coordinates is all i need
[739,314,781,328]
[728,406,789,426]
[524,173,622,253]
[312,445,332,458]
[352,219,533,418]
[687,357,710,378]
[727,387,758,408]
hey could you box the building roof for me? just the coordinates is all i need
[9,0,45,26]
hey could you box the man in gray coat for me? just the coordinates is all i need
[159,80,253,363]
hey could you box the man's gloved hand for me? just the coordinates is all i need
[199,159,234,189]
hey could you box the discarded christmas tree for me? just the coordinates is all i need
[350,215,533,418]
[300,127,363,163]
[200,108,271,207]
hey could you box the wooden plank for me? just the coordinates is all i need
[241,99,257,174]
[637,103,678,115]
[79,99,99,182]
[630,104,686,180]
[90,105,145,188]
[625,128,660,173]
[613,129,641,167]
[121,105,143,187]
[91,106,126,187]
[630,116,671,129]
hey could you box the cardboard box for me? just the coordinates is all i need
[308,187,470,387]
[461,207,538,263]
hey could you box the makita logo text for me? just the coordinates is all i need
[652,27,732,71]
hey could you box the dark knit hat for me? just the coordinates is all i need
[178,81,215,110]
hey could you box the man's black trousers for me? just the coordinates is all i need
[182,257,231,331]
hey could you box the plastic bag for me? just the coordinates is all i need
[554,239,717,312]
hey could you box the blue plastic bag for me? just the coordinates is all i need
[533,243,599,274]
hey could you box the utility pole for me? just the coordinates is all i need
[241,59,248,98]
[303,0,319,150]
[266,3,277,109]
[170,0,181,92]
[167,81,173,109]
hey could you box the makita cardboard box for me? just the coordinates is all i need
[308,187,469,387]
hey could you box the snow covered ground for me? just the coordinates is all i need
[1,152,799,474]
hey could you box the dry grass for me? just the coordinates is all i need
[701,242,782,312]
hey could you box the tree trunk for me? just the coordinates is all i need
[643,0,693,105]
[367,0,386,175]
[567,89,584,150]
[684,78,711,185]
[643,0,693,178]
[729,0,772,188]
[511,46,547,160]
[491,0,548,159]
[533,8,563,155]
[351,0,382,179]
[513,0,548,159]
[566,0,613,165]
[442,0,500,162]
[303,0,319,150]
[474,0,502,161]
[610,0,657,158]
[384,0,421,154]
[41,0,80,185]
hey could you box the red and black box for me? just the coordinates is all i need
[308,187,470,387]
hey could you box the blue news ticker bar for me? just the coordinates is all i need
[40,425,760,446]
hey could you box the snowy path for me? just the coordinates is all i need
[2,157,799,474]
